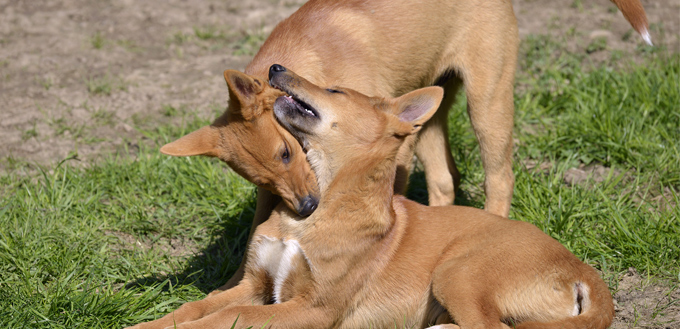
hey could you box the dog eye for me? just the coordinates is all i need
[281,145,290,164]
[326,88,344,94]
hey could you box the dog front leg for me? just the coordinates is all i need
[168,299,333,329]
[128,279,265,329]
[209,188,281,296]
[414,78,463,207]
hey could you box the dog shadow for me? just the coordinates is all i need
[124,197,256,294]
[406,167,479,208]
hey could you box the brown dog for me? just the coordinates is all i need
[243,0,650,217]
[165,0,651,292]
[129,66,614,329]
[160,70,319,218]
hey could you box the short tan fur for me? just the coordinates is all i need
[129,67,614,329]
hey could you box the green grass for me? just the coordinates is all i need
[167,25,267,56]
[85,75,127,96]
[0,118,258,327]
[1,36,679,327]
[232,28,267,56]
[89,107,116,127]
[37,76,54,90]
[434,39,680,280]
[91,32,106,50]
[22,124,39,141]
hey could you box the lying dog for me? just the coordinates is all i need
[165,0,651,291]
[129,65,615,329]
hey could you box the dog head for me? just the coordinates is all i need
[161,70,320,217]
[269,64,443,192]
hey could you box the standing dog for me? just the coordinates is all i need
[165,0,651,291]
[129,65,615,329]
[243,0,650,216]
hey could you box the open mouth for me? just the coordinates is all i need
[280,94,318,118]
[270,79,319,118]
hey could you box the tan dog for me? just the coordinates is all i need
[129,66,614,329]
[243,0,650,217]
[160,70,319,218]
[166,0,651,292]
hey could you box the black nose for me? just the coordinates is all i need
[269,64,286,80]
[297,195,318,217]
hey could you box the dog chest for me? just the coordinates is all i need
[253,235,310,303]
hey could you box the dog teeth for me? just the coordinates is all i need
[285,95,293,99]
[304,108,314,115]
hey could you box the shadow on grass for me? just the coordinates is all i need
[124,197,257,295]
[406,166,481,209]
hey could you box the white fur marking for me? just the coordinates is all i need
[272,239,304,303]
[572,283,581,316]
[572,282,591,316]
[641,29,653,46]
[254,236,286,274]
[572,300,580,316]
[254,236,309,303]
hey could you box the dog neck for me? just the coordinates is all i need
[317,142,399,236]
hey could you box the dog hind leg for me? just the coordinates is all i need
[458,9,519,218]
[432,257,510,329]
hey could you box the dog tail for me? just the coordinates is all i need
[515,269,615,329]
[609,0,652,45]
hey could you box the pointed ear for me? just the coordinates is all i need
[160,126,221,158]
[223,70,266,120]
[389,86,444,136]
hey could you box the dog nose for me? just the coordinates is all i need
[297,195,318,217]
[269,64,286,80]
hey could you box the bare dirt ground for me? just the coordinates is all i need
[1,0,678,327]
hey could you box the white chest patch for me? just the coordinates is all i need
[254,236,308,303]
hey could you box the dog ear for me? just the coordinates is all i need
[160,126,222,158]
[389,86,444,136]
[223,70,266,120]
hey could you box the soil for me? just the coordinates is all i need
[1,0,678,327]
[105,230,199,259]
[612,268,680,329]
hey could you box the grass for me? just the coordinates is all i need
[194,26,225,41]
[85,75,127,96]
[167,25,267,56]
[37,76,54,90]
[1,35,679,327]
[232,27,267,56]
[448,40,679,278]
[586,36,608,53]
[90,107,116,127]
[161,104,183,118]
[22,123,39,141]
[0,139,256,327]
[90,32,107,50]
